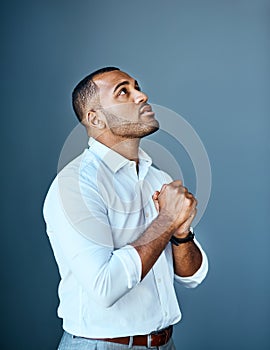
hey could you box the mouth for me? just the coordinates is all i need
[140,104,155,116]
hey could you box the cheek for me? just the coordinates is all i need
[108,103,139,120]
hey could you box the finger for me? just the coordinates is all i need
[190,207,197,219]
[185,190,198,200]
[152,191,160,200]
[152,193,160,212]
[185,193,198,207]
[183,209,197,231]
[185,191,193,198]
[172,180,182,186]
[159,184,167,193]
[184,207,197,224]
[186,201,197,216]
[153,203,159,212]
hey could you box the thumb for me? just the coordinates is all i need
[152,191,160,200]
[152,191,160,212]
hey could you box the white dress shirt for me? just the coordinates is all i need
[43,137,208,338]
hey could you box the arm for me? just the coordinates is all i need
[131,180,198,279]
[151,186,204,278]
[171,211,203,277]
[44,174,195,307]
[44,178,141,308]
[172,239,202,277]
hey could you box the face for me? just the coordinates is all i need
[93,70,159,138]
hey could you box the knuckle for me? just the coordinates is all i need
[174,179,182,185]
[185,197,192,206]
[161,184,167,192]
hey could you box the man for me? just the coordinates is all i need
[43,67,208,349]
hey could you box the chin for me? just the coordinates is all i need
[137,121,160,138]
[110,119,159,139]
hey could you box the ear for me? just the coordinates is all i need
[86,110,106,129]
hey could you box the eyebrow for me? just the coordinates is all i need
[113,80,140,93]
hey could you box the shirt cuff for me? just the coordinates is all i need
[174,238,208,288]
[113,245,142,288]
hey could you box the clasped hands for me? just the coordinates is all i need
[152,180,197,238]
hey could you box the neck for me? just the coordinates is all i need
[96,134,140,165]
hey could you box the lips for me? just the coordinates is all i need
[140,104,154,114]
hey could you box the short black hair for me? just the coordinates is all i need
[72,67,120,122]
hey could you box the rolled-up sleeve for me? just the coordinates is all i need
[174,238,209,288]
[113,245,142,289]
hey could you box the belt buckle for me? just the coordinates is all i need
[149,326,171,348]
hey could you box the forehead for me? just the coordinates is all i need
[93,70,135,92]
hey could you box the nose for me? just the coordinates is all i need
[134,90,148,104]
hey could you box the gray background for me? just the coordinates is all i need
[1,0,269,349]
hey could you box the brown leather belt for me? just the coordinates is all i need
[76,325,173,347]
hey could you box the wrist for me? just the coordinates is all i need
[174,223,194,238]
[157,212,178,231]
[170,227,195,246]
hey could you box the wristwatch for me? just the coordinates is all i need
[170,227,195,246]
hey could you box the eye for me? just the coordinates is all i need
[135,85,141,91]
[118,87,128,96]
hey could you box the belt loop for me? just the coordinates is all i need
[128,336,133,348]
[147,334,152,348]
[165,329,169,344]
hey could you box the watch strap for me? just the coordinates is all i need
[170,229,195,246]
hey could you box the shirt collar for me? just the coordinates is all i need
[88,137,152,173]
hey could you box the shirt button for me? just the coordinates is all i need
[165,311,168,316]
[145,212,149,217]
[157,278,161,283]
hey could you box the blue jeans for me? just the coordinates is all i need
[58,331,176,350]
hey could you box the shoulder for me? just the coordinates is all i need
[43,149,102,213]
[148,165,173,184]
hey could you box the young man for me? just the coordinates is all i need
[43,67,208,349]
